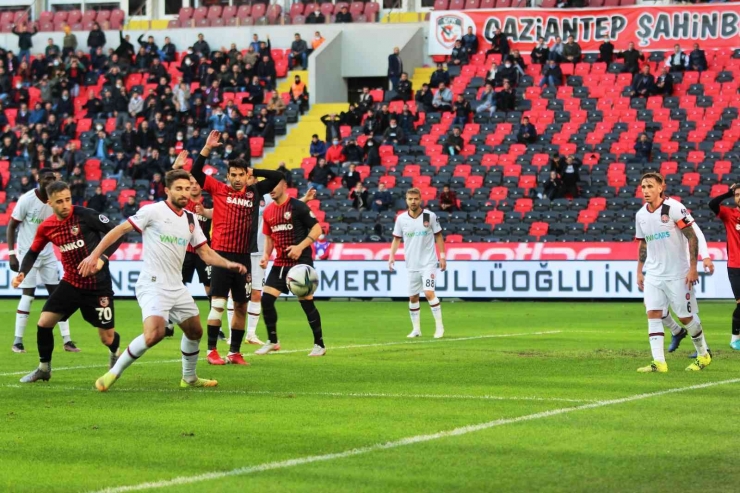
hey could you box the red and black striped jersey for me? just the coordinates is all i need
[184,197,212,253]
[27,207,123,291]
[262,198,318,267]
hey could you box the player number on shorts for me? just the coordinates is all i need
[96,307,113,322]
[687,302,691,313]
[425,278,435,289]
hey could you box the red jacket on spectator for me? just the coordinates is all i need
[325,144,345,165]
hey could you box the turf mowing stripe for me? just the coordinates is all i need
[0,331,561,377]
[87,377,740,493]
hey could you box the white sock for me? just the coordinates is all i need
[111,335,149,377]
[181,335,200,382]
[14,295,33,343]
[648,319,665,362]
[428,297,443,329]
[732,334,740,344]
[247,301,261,336]
[685,317,708,357]
[409,301,421,333]
[661,310,683,336]
[58,320,71,343]
[227,297,234,337]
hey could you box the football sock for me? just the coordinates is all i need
[409,301,421,332]
[246,301,261,336]
[732,305,740,344]
[648,319,665,362]
[428,297,443,328]
[261,293,278,344]
[58,321,71,344]
[228,329,245,354]
[661,310,683,336]
[14,294,33,344]
[227,297,235,335]
[206,325,220,351]
[685,317,708,357]
[106,332,120,354]
[300,299,324,348]
[111,335,149,377]
[37,326,54,371]
[181,335,200,382]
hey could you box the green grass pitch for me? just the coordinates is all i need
[1,298,740,493]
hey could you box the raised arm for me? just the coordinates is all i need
[708,184,735,215]
[254,169,286,196]
[78,221,134,277]
[190,130,222,187]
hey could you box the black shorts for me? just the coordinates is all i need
[265,261,314,295]
[42,280,115,330]
[209,251,252,302]
[729,267,740,300]
[182,251,211,287]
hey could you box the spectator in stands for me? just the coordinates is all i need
[29,102,46,125]
[371,183,392,212]
[87,186,108,212]
[432,82,453,113]
[539,59,562,88]
[450,40,469,67]
[0,68,10,101]
[290,75,309,115]
[444,127,464,156]
[209,107,233,132]
[486,28,509,57]
[336,5,353,23]
[531,37,549,65]
[193,33,210,58]
[415,83,433,113]
[342,164,361,189]
[562,36,581,65]
[484,61,499,87]
[307,4,326,24]
[397,104,418,135]
[475,83,498,118]
[8,80,29,109]
[634,133,653,161]
[276,162,293,187]
[350,182,369,211]
[517,116,537,144]
[343,139,363,166]
[257,54,277,91]
[267,92,286,116]
[62,141,85,172]
[321,113,342,142]
[497,59,519,87]
[69,176,85,205]
[12,24,37,64]
[149,173,166,201]
[87,23,106,56]
[312,31,326,52]
[688,43,707,72]
[541,171,563,200]
[597,37,614,65]
[342,103,363,129]
[94,129,111,160]
[289,33,309,70]
[250,34,261,53]
[383,118,405,147]
[665,44,688,73]
[430,63,451,89]
[461,27,478,56]
[388,47,403,91]
[452,94,471,127]
[497,79,516,112]
[45,38,60,59]
[62,26,77,60]
[439,185,459,212]
[629,65,654,98]
[395,73,413,102]
[137,34,159,56]
[561,155,582,198]
[616,42,643,74]
[116,31,135,63]
[122,196,138,218]
[358,86,374,111]
[310,134,327,160]
[508,49,527,78]
[364,138,380,167]
[307,158,336,191]
[654,66,674,96]
[326,138,345,167]
[161,37,176,63]
[548,37,563,62]
[19,175,34,193]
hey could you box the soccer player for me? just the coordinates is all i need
[256,180,326,356]
[8,171,77,353]
[709,183,740,350]
[388,188,447,339]
[79,169,248,391]
[635,173,711,372]
[180,130,282,366]
[12,181,123,383]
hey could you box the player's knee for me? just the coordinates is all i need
[424,292,437,303]
[250,290,262,303]
[234,302,247,315]
[299,299,317,315]
[208,298,226,321]
[409,295,420,303]
[144,329,165,347]
[99,330,114,345]
[679,315,694,326]
[261,292,277,310]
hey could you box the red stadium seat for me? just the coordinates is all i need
[433,0,449,9]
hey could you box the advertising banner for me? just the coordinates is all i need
[428,4,740,55]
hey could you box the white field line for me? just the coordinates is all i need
[0,384,595,403]
[88,377,740,493]
[0,331,561,377]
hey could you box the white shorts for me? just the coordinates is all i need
[408,266,438,297]
[251,254,265,292]
[644,277,697,318]
[19,255,60,289]
[135,284,200,325]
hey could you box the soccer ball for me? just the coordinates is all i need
[286,264,319,297]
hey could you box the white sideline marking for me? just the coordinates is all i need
[0,331,560,377]
[88,378,740,493]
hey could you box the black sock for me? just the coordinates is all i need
[37,326,54,365]
[207,324,220,350]
[229,329,245,353]
[300,299,324,348]
[261,293,278,344]
[107,332,121,353]
[733,305,740,336]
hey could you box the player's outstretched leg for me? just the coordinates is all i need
[178,316,217,388]
[300,299,326,356]
[408,300,421,338]
[731,303,740,351]
[638,317,668,373]
[255,292,280,354]
[662,310,686,352]
[20,325,54,383]
[12,293,34,353]
[426,294,444,339]
[206,297,226,365]
[683,315,712,371]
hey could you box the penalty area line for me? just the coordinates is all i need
[88,377,740,493]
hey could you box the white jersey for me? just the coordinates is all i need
[393,209,442,271]
[255,193,273,255]
[128,201,208,289]
[635,198,694,281]
[11,189,54,260]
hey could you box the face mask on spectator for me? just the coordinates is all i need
[333,140,339,146]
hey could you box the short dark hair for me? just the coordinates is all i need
[46,181,69,197]
[227,158,250,172]
[165,169,191,188]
